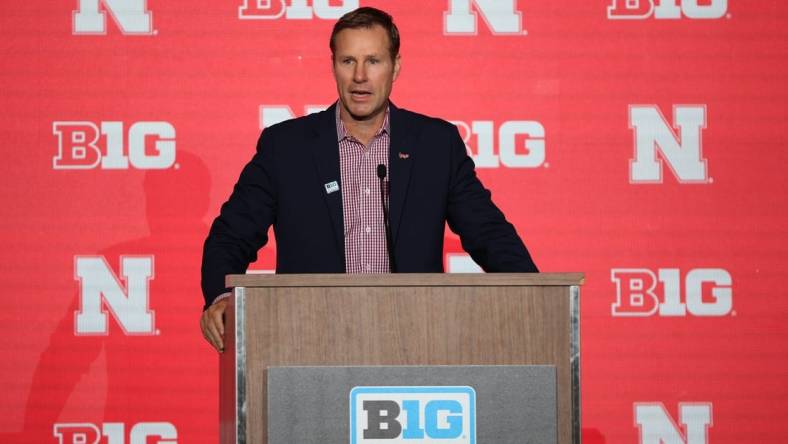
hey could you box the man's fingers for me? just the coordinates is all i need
[210,308,225,337]
[205,317,224,352]
[200,300,229,353]
[200,314,214,348]
[200,311,223,352]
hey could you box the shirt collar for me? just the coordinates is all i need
[335,102,390,142]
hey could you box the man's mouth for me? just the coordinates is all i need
[350,90,372,98]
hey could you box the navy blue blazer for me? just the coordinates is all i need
[201,103,537,308]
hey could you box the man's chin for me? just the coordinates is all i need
[342,101,385,122]
[347,111,374,121]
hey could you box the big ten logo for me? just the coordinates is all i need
[611,268,733,317]
[628,105,709,184]
[54,422,177,444]
[444,0,526,36]
[239,0,358,20]
[451,120,545,168]
[74,256,156,336]
[53,121,176,170]
[350,386,476,443]
[259,104,326,130]
[608,0,728,20]
[634,403,713,444]
[73,0,155,35]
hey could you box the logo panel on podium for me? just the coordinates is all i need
[350,386,476,443]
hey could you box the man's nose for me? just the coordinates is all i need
[353,64,367,83]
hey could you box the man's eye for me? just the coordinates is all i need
[369,59,379,64]
[343,59,353,65]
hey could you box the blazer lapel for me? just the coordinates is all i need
[388,103,419,247]
[309,104,345,264]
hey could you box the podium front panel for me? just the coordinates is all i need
[267,365,557,444]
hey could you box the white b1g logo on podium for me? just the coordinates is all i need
[350,386,476,443]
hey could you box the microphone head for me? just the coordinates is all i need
[377,164,387,179]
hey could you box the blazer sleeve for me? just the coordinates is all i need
[444,124,539,273]
[200,129,279,309]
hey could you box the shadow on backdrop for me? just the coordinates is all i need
[15,151,214,443]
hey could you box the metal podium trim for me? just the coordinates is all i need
[235,287,247,444]
[570,285,581,444]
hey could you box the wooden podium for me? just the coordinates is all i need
[220,273,583,444]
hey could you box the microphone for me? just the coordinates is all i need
[377,164,396,273]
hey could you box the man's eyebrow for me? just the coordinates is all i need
[336,53,382,60]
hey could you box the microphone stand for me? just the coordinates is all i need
[377,164,397,273]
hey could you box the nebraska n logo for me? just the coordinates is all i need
[444,0,525,35]
[629,105,710,184]
[635,402,713,444]
[74,255,156,335]
[73,0,154,35]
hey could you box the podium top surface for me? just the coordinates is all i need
[226,272,584,288]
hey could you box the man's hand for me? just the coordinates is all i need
[200,298,228,353]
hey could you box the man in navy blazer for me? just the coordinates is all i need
[200,7,537,352]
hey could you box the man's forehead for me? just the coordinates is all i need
[333,25,390,53]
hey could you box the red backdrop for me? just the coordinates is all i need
[2,1,787,443]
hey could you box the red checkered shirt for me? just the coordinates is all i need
[336,104,391,273]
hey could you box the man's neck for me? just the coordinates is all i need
[340,103,387,147]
